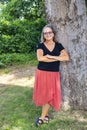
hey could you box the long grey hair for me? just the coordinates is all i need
[40,24,57,43]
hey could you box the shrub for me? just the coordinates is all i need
[0,18,46,54]
[0,53,37,67]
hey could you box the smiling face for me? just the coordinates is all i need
[43,27,54,41]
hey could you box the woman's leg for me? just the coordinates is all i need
[40,103,50,120]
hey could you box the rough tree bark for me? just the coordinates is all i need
[44,0,87,110]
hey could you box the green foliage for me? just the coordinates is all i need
[0,53,37,67]
[2,0,45,20]
[86,0,87,14]
[0,0,46,54]
[0,18,46,53]
[0,62,6,68]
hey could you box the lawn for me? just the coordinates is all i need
[0,52,87,130]
[0,84,87,130]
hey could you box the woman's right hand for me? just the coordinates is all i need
[46,54,54,59]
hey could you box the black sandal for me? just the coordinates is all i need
[43,115,50,123]
[36,118,43,127]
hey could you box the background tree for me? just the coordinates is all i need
[1,0,45,20]
[44,0,87,110]
[0,0,46,53]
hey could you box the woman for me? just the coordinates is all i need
[33,24,69,127]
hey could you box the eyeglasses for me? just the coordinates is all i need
[43,31,53,35]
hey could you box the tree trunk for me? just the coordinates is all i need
[44,0,87,110]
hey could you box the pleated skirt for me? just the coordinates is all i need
[33,69,62,111]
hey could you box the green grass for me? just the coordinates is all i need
[0,85,87,130]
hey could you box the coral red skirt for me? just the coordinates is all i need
[33,69,62,111]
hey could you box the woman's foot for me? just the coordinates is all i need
[43,115,50,123]
[36,118,43,127]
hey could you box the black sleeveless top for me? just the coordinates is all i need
[36,42,64,72]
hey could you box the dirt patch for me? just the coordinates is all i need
[0,66,36,87]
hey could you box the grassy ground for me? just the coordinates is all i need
[0,84,87,130]
[0,53,87,130]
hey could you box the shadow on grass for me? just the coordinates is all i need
[0,84,87,130]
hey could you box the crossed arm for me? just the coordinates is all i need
[37,49,70,62]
